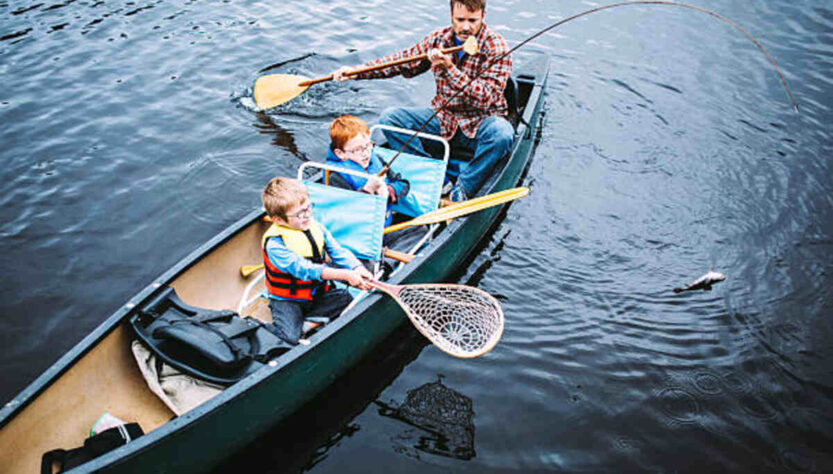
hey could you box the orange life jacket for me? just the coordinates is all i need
[261,220,331,301]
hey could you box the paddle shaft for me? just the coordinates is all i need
[382,246,413,263]
[298,43,469,87]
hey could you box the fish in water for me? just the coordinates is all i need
[673,270,726,293]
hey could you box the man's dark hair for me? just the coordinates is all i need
[450,0,485,12]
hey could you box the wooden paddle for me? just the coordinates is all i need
[240,247,413,278]
[253,36,478,110]
[383,186,529,234]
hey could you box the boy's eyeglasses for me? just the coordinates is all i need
[343,141,374,156]
[288,203,313,220]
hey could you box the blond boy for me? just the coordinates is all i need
[261,177,372,345]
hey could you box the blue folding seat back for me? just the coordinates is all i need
[303,181,386,262]
[373,147,446,218]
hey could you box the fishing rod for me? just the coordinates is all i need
[378,0,798,176]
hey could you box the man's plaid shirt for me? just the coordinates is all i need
[356,24,512,140]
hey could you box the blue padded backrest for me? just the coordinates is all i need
[304,182,385,261]
[374,147,445,217]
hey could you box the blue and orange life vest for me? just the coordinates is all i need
[261,221,331,301]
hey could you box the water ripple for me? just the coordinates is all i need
[2,0,833,472]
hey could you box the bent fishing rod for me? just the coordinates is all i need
[378,0,798,176]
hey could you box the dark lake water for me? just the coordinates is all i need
[2,0,832,472]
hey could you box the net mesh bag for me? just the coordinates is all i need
[396,284,504,358]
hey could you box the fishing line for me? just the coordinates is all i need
[379,0,798,174]
[259,53,317,74]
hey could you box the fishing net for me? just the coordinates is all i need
[395,284,504,358]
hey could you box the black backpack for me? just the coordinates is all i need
[41,423,144,473]
[130,286,291,385]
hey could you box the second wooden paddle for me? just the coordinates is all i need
[384,186,529,234]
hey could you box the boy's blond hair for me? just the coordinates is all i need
[330,115,370,151]
[261,177,308,221]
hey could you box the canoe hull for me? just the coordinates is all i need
[0,53,549,474]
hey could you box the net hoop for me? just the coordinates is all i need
[394,283,505,359]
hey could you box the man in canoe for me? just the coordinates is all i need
[261,177,373,345]
[334,0,513,202]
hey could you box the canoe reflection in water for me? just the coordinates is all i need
[375,377,475,460]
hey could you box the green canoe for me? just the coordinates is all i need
[0,52,549,473]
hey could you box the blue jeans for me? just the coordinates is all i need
[377,107,514,196]
[268,288,353,344]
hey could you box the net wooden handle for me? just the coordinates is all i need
[365,278,402,298]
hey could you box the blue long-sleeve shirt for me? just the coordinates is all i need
[264,222,361,300]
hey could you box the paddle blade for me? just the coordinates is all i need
[384,187,529,234]
[428,187,528,223]
[253,74,311,109]
[240,263,264,277]
[462,36,478,55]
[396,284,504,358]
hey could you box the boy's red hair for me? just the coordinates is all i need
[330,115,370,151]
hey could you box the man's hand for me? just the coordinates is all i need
[333,66,355,82]
[427,48,453,70]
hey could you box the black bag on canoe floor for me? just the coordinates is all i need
[130,286,291,385]
[41,423,144,474]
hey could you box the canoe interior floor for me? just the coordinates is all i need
[0,323,176,474]
[170,218,270,315]
[0,219,274,473]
